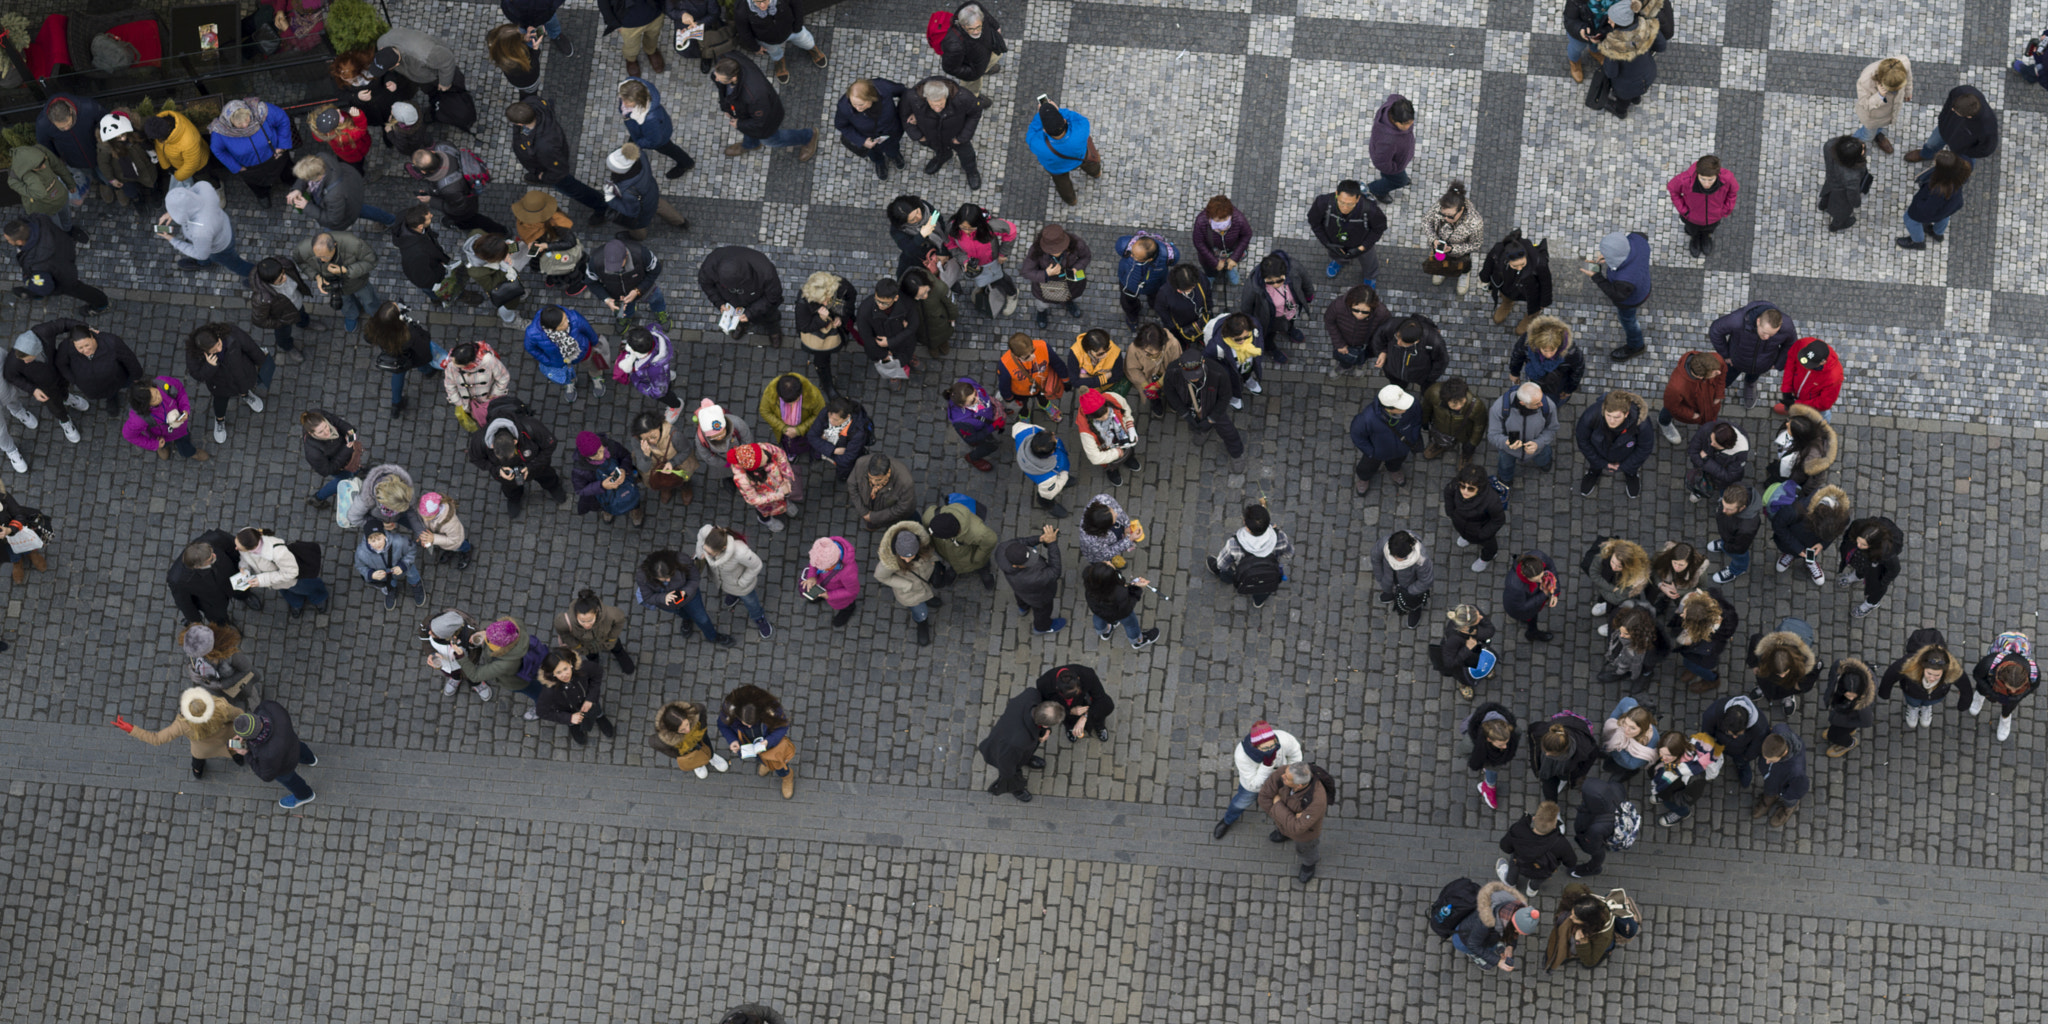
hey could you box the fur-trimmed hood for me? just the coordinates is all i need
[1523,314,1571,358]
[1651,542,1706,594]
[1901,642,1965,688]
[1595,538,1651,593]
[1832,658,1876,711]
[654,699,708,751]
[1754,630,1817,681]
[1598,0,1667,61]
[1784,403,1838,477]
[720,685,789,730]
[1802,484,1852,543]
[1676,590,1724,647]
[1475,880,1523,929]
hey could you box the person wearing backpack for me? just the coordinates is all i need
[1258,762,1329,885]
[233,527,327,620]
[1750,727,1808,827]
[1570,777,1627,877]
[1495,800,1577,898]
[1487,383,1558,488]
[1963,633,2037,742]
[1878,628,1966,730]
[1528,712,1597,802]
[1463,702,1517,809]
[1206,502,1291,609]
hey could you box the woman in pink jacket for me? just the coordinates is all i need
[801,535,861,627]
[1666,155,1739,259]
[122,377,211,461]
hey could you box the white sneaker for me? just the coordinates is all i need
[1244,378,1263,395]
[8,406,36,429]
[60,420,79,443]
[563,382,578,403]
[496,306,518,324]
[1430,275,1445,285]
[5,449,24,473]
[1904,705,1918,728]
[1471,558,1490,573]
[1495,857,1510,883]
[243,393,264,413]
[1454,535,1470,548]
[212,420,227,444]
[1596,623,1610,637]
[1659,420,1681,444]
[1456,274,1472,296]
[710,753,730,772]
[663,403,684,424]
[693,765,710,779]
[1998,715,2014,741]
[442,677,460,696]
[1229,397,1243,409]
[1706,540,1724,553]
[1590,601,1609,617]
[1775,554,1794,573]
[64,393,90,411]
[590,377,605,396]
[1969,692,1985,716]
[1805,560,1825,586]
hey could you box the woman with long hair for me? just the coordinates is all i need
[361,301,444,418]
[1081,561,1159,650]
[535,650,614,746]
[1897,150,1971,249]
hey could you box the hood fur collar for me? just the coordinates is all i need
[1475,880,1522,929]
[1902,643,1965,688]
[1833,658,1876,710]
[1523,314,1571,358]
[1786,404,1838,476]
[1598,0,1666,61]
[1597,538,1651,592]
[653,700,705,750]
[1676,590,1723,646]
[1804,485,1852,543]
[1384,538,1425,571]
[1755,630,1816,679]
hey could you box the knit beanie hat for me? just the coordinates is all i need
[1512,906,1542,933]
[418,492,446,518]
[697,399,726,433]
[1077,389,1107,416]
[1036,97,1068,136]
[313,108,343,135]
[928,513,961,539]
[390,102,420,125]
[484,619,520,649]
[607,144,639,173]
[575,431,604,460]
[809,537,842,570]
[1606,2,1635,27]
[891,529,922,559]
[1598,231,1631,269]
[429,611,467,640]
[181,624,216,658]
[1247,721,1277,745]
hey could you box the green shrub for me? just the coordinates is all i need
[325,0,389,56]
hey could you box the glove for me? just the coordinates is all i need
[113,715,135,733]
[602,184,618,201]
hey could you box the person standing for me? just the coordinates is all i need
[298,410,362,508]
[590,239,670,330]
[807,397,872,481]
[1561,0,1616,83]
[1488,383,1558,489]
[572,430,646,527]
[6,215,110,314]
[800,535,861,628]
[877,521,944,646]
[1503,549,1560,642]
[998,525,1066,635]
[1037,664,1116,743]
[1463,702,1516,806]
[1708,300,1793,408]
[1020,223,1090,328]
[979,689,1061,802]
[1822,657,1878,757]
[1366,94,1415,203]
[7,143,83,237]
[696,525,772,639]
[1349,385,1423,498]
[1570,777,1626,877]
[836,79,908,181]
[507,96,610,220]
[1749,728,1809,827]
[157,180,254,277]
[1878,628,1967,730]
[939,4,1006,96]
[1074,387,1141,486]
[1010,420,1072,518]
[1026,96,1102,208]
[1747,621,1820,717]
[1836,516,1904,618]
[1819,136,1873,232]
[650,700,729,781]
[1259,762,1329,885]
[1506,314,1584,407]
[1369,314,1449,393]
[468,393,567,516]
[1154,265,1213,352]
[1081,561,1160,650]
[1443,464,1506,573]
[500,0,574,55]
[1163,349,1246,465]
[901,77,980,189]
[32,95,102,216]
[1527,712,1597,802]
[1237,252,1314,362]
[137,109,212,189]
[1658,350,1725,446]
[1450,881,1540,973]
[597,0,669,77]
[1767,481,1851,587]
[1967,632,2039,743]
[1308,180,1387,282]
[847,452,916,532]
[1114,231,1177,333]
[230,700,321,807]
[1593,3,1666,119]
[734,0,827,83]
[184,323,273,445]
[1420,377,1485,466]
[922,499,998,590]
[113,687,246,781]
[699,245,786,346]
[1191,195,1251,294]
[123,377,211,463]
[524,305,606,404]
[554,588,636,676]
[1904,84,1997,166]
[293,230,379,333]
[354,527,424,610]
[1574,390,1655,499]
[855,278,922,380]
[1419,182,1485,296]
[416,492,470,569]
[727,442,798,533]
[1666,155,1739,258]
[1701,693,1771,788]
[1854,57,1911,154]
[233,528,326,620]
[535,651,615,746]
[1479,230,1553,334]
[410,144,509,235]
[1896,152,1971,250]
[1671,588,1739,694]
[1586,230,1652,361]
[4,326,83,445]
[1371,530,1435,629]
[636,549,739,646]
[287,152,395,230]
[95,111,161,209]
[249,257,320,354]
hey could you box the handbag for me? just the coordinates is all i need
[1038,277,1072,303]
[929,558,958,589]
[922,247,964,289]
[342,438,367,473]
[759,736,797,771]
[454,406,479,432]
[874,355,910,380]
[487,280,527,308]
[675,742,712,772]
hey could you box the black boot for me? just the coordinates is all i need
[595,715,617,738]
[568,724,590,746]
[613,644,637,674]
[191,758,206,779]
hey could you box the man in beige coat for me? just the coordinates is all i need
[1258,762,1328,885]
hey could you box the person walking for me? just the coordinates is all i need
[554,588,636,676]
[999,525,1067,635]
[249,257,320,354]
[1504,549,1560,642]
[6,215,110,314]
[1896,152,1970,250]
[1586,230,1652,361]
[1026,96,1101,207]
[1666,155,1738,258]
[524,305,607,404]
[1488,383,1558,489]
[571,429,646,527]
[1854,57,1911,155]
[1506,314,1584,407]
[1081,561,1160,650]
[114,687,246,780]
[122,377,211,462]
[1163,349,1247,465]
[799,535,861,628]
[1878,628,1967,730]
[589,239,670,330]
[877,520,944,646]
[229,700,320,808]
[3,326,83,445]
[233,527,327,620]
[696,524,773,638]
[1307,180,1387,282]
[1192,195,1251,294]
[1443,464,1506,573]
[1658,350,1725,447]
[1819,136,1873,232]
[1836,515,1904,618]
[1708,300,1793,407]
[363,301,444,418]
[287,152,395,230]
[1822,657,1877,757]
[410,143,509,235]
[1479,230,1552,334]
[184,323,273,445]
[1365,94,1415,203]
[158,182,255,277]
[1419,182,1485,296]
[650,700,730,781]
[733,0,827,82]
[354,526,424,610]
[636,548,739,645]
[1904,84,1997,166]
[1349,384,1423,498]
[1966,632,2039,743]
[507,95,610,220]
[1574,390,1655,499]
[468,393,568,516]
[938,4,1006,96]
[535,650,616,746]
[979,689,1061,802]
[602,144,691,240]
[836,79,908,181]
[1570,776,1627,877]
[922,498,998,591]
[618,76,696,179]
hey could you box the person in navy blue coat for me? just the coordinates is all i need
[619,77,695,179]
[1585,230,1651,361]
[1895,151,1970,250]
[1574,389,1655,499]
[602,145,690,240]
[836,78,908,180]
[1349,384,1423,497]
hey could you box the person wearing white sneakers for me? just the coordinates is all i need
[1443,464,1506,573]
[1836,516,1905,619]
[651,700,731,780]
[1878,628,1966,730]
[1966,632,2039,742]
[1766,482,1850,587]
[0,396,27,472]
[184,323,273,445]
[5,327,87,444]
[1420,181,1485,297]
[417,608,495,703]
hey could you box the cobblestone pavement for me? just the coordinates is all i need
[4,1,2047,1021]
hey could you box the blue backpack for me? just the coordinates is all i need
[515,637,552,683]
[944,493,981,516]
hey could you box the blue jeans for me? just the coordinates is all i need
[1616,303,1644,351]
[280,576,330,611]
[1332,347,1368,368]
[203,239,256,277]
[1915,127,1975,165]
[391,341,448,406]
[761,26,817,61]
[1566,36,1594,64]
[658,591,720,640]
[367,564,420,590]
[1723,549,1750,578]
[1366,168,1410,201]
[275,743,316,798]
[742,127,816,150]
[1903,212,1951,243]
[621,284,667,321]
[1681,651,1720,682]
[722,587,768,623]
[337,281,382,325]
[1904,694,1942,709]
[1851,125,1888,142]
[1494,445,1552,484]
[1482,767,1498,788]
[909,601,930,623]
[359,203,398,226]
[540,13,563,38]
[314,472,352,501]
[1219,783,1258,824]
[1093,611,1143,641]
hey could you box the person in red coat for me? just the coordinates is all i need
[1774,339,1843,416]
[1666,155,1739,258]
[1658,350,1726,444]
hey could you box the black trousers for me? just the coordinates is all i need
[1355,453,1407,480]
[921,138,979,176]
[987,764,1029,795]
[1016,599,1056,632]
[1188,411,1245,457]
[501,462,565,499]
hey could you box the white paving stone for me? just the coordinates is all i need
[1749,92,1946,288]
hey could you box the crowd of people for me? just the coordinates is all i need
[1,0,2030,979]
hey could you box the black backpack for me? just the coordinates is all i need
[1233,550,1283,595]
[1308,763,1340,806]
[1427,878,1482,939]
[286,540,322,580]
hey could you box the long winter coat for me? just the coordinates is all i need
[130,690,249,762]
[979,689,1046,775]
[1854,58,1911,132]
[695,524,765,596]
[1819,136,1873,227]
[876,522,941,607]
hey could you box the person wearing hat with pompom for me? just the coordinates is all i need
[1453,880,1541,972]
[1772,338,1842,417]
[1349,384,1423,498]
[603,144,690,241]
[416,492,471,569]
[1026,95,1100,208]
[113,687,248,780]
[227,699,320,808]
[571,430,644,526]
[1212,720,1300,838]
[799,535,861,627]
[382,102,431,157]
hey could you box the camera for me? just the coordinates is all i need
[318,269,348,309]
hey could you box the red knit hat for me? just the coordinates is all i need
[1077,389,1107,416]
[1247,721,1277,745]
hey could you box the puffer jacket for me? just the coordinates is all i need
[875,521,941,607]
[149,111,210,181]
[1574,392,1655,473]
[695,524,765,596]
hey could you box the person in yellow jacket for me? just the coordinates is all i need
[139,110,211,184]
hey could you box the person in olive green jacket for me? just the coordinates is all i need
[553,588,635,675]
[1422,376,1488,465]
[758,372,826,457]
[922,499,998,589]
[465,616,536,716]
[8,144,76,226]
[292,230,381,331]
[902,266,956,356]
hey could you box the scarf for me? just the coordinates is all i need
[1241,737,1278,766]
[190,655,221,682]
[1016,429,1061,478]
[1090,408,1134,448]
[618,346,654,374]
[545,326,582,366]
[623,105,650,124]
[209,99,269,139]
[821,419,847,444]
[1522,345,1567,381]
[1515,561,1554,595]
[779,398,804,431]
[1220,332,1262,369]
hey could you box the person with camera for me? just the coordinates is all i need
[460,232,526,325]
[184,323,274,445]
[466,393,565,516]
[636,548,740,646]
[293,231,379,333]
[590,239,669,332]
[287,152,395,230]
[1161,349,1246,467]
[247,257,322,355]
[354,521,425,610]
[998,524,1066,635]
[571,430,645,527]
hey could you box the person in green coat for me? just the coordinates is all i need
[8,145,78,231]
[922,499,997,589]
[902,266,956,357]
[758,372,826,457]
[1422,376,1487,465]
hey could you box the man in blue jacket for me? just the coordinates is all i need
[1706,300,1793,407]
[1574,389,1655,499]
[1026,96,1101,208]
[525,305,606,403]
[1348,384,1423,497]
[1114,231,1176,332]
[1584,230,1652,361]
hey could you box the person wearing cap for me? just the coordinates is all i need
[837,79,909,181]
[726,442,799,533]
[228,700,320,808]
[416,492,471,570]
[922,498,998,590]
[509,191,587,297]
[1495,800,1577,898]
[382,101,432,156]
[1773,338,1842,416]
[590,238,669,331]
[507,96,611,220]
[4,324,85,445]
[876,520,944,646]
[1574,389,1655,500]
[524,305,606,404]
[571,430,645,527]
[95,111,160,208]
[848,452,916,532]
[603,144,691,241]
[309,105,372,175]
[355,524,425,610]
[412,143,508,235]
[698,245,786,345]
[1020,224,1091,328]
[856,278,923,382]
[940,4,1006,96]
[799,535,862,627]
[293,230,380,333]
[1074,386,1141,487]
[1307,179,1387,282]
[1583,229,1652,362]
[1349,384,1423,498]
[1372,530,1435,629]
[113,686,248,781]
[205,98,295,207]
[158,181,254,278]
[711,55,819,161]
[500,0,574,56]
[689,398,755,486]
[806,395,872,481]
[1258,761,1328,885]
[695,525,773,639]
[418,607,492,701]
[1593,2,1666,119]
[979,690,1063,802]
[1027,96,1101,208]
[1011,419,1072,518]
[637,549,740,645]
[1214,720,1301,839]
[901,75,982,190]
[1666,154,1739,259]
[137,109,211,188]
[1162,347,1245,463]
[1453,880,1539,971]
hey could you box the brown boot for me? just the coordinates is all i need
[1874,134,1895,155]
[1686,672,1721,694]
[807,46,828,68]
[648,49,666,74]
[1421,440,1447,461]
[27,551,47,573]
[796,136,817,163]
[780,767,795,799]
[1769,803,1795,827]
[758,760,772,776]
[1512,314,1535,335]
[677,482,695,505]
[657,485,674,505]
[723,143,749,157]
[626,59,641,78]
[9,561,22,584]
[1751,794,1778,821]
[1491,297,1514,325]
[1825,738,1857,758]
[774,58,790,83]
[1568,60,1585,83]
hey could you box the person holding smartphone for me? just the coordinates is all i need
[1486,382,1557,488]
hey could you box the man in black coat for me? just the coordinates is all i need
[587,239,665,328]
[1371,314,1449,390]
[732,0,827,80]
[1306,181,1386,282]
[6,215,110,314]
[997,528,1064,635]
[1700,693,1771,787]
[978,689,1063,802]
[170,529,262,625]
[468,395,567,516]
[1908,85,1998,164]
[1495,801,1578,898]
[51,322,144,415]
[1161,351,1245,461]
[390,207,453,304]
[499,0,573,55]
[1571,776,1625,877]
[698,245,786,344]
[1574,390,1655,499]
[854,279,921,370]
[902,76,984,191]
[940,3,1007,96]
[410,145,507,234]
[712,55,817,160]
[1036,664,1116,742]
[506,96,608,219]
[229,700,319,808]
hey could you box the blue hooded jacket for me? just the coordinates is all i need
[207,100,295,174]
[620,76,675,149]
[1026,107,1092,175]
[1349,401,1424,461]
[524,307,600,385]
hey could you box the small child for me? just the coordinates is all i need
[1823,658,1876,756]
[651,700,732,779]
[309,105,371,173]
[1752,726,1808,827]
[1462,702,1517,809]
[418,608,492,701]
[1707,483,1759,584]
[416,492,472,569]
[1650,732,1722,826]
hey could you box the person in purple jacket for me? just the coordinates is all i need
[1192,194,1252,292]
[1366,94,1415,203]
[801,535,862,627]
[122,377,211,461]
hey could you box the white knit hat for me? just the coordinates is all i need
[606,145,639,173]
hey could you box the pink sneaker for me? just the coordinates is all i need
[1478,781,1499,809]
